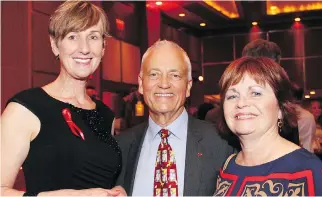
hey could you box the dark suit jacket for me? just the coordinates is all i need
[115,116,234,196]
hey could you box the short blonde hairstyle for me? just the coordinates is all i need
[140,40,192,80]
[49,1,109,42]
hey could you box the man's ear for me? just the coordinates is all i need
[50,36,59,57]
[138,74,143,95]
[185,80,193,98]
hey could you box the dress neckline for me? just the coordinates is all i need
[232,148,303,170]
[38,87,98,111]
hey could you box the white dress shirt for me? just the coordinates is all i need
[132,109,188,196]
[297,105,316,152]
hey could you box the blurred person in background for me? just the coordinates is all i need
[292,84,316,152]
[309,99,322,158]
[310,99,322,125]
[122,87,149,129]
[242,38,282,63]
[196,103,214,120]
[86,85,99,100]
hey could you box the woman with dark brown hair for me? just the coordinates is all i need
[214,57,322,196]
[309,99,322,157]
[1,1,125,196]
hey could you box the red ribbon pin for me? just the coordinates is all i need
[62,108,85,140]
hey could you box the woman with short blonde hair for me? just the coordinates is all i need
[1,1,125,196]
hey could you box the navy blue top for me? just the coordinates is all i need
[214,148,322,196]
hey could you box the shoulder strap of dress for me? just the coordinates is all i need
[222,153,237,172]
[6,88,45,117]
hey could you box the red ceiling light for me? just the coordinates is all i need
[179,13,185,17]
[294,17,301,22]
[147,1,176,9]
[116,18,125,31]
[252,21,258,26]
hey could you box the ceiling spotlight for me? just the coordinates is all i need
[305,95,310,99]
[198,76,204,82]
[310,91,316,95]
[270,6,277,10]
[155,1,162,6]
[294,17,301,22]
[179,13,185,17]
[252,21,258,26]
[200,23,206,27]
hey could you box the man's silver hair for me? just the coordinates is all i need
[140,40,192,80]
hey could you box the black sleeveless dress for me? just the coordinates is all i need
[8,88,122,193]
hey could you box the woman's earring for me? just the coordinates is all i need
[55,55,60,60]
[277,119,283,133]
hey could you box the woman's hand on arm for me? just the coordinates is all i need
[106,186,127,197]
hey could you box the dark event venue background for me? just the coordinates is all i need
[2,1,322,113]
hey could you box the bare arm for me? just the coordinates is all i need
[1,102,37,196]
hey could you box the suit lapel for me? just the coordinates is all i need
[183,116,203,196]
[125,122,149,195]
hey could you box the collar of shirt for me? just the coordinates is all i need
[147,109,188,141]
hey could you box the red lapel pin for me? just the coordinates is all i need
[62,108,85,140]
[198,153,203,157]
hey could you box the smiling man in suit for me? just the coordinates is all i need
[116,40,233,196]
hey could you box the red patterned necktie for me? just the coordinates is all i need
[153,129,178,197]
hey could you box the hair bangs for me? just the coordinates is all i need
[231,61,268,86]
[61,4,102,39]
[220,58,269,100]
[49,1,109,42]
